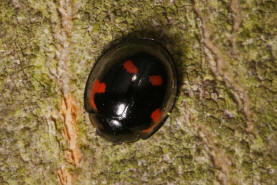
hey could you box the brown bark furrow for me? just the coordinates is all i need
[230,0,242,53]
[57,167,73,185]
[198,125,235,185]
[60,95,82,166]
[52,0,81,184]
[183,106,234,185]
[192,0,254,133]
[230,0,241,33]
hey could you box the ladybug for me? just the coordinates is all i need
[84,38,177,143]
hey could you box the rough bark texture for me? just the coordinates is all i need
[0,0,276,184]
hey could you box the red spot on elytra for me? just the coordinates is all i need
[149,75,163,86]
[141,108,162,133]
[90,79,106,111]
[151,108,162,123]
[123,60,138,74]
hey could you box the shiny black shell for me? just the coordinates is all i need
[84,39,177,143]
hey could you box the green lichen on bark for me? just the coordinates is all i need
[0,0,276,184]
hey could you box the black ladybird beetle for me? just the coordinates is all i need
[84,38,177,143]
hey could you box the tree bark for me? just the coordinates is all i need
[0,0,276,184]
